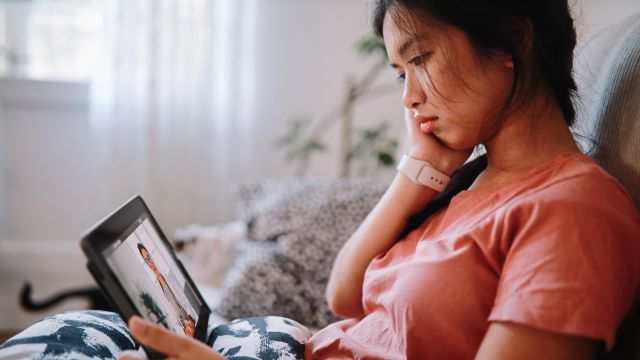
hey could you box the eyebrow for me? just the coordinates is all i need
[390,35,425,68]
[400,35,425,56]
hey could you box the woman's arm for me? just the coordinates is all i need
[325,107,473,319]
[475,322,597,360]
[325,171,438,319]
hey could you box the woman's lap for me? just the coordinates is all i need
[0,311,311,360]
[208,316,312,359]
[0,311,135,360]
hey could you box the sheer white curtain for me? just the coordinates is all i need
[90,0,257,234]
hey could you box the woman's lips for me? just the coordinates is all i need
[418,116,439,133]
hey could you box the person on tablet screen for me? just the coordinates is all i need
[137,243,194,337]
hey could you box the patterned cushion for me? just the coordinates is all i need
[208,316,311,359]
[0,311,135,360]
[215,178,388,328]
[0,310,310,360]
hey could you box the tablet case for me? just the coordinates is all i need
[80,195,211,358]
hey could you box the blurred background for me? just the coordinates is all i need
[0,0,639,333]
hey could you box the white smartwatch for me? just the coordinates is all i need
[397,154,450,192]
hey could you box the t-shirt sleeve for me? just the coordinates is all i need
[488,176,640,351]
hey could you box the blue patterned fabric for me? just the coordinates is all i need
[0,311,135,359]
[0,311,311,360]
[209,316,311,359]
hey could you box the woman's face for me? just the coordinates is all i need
[140,248,158,273]
[383,9,515,151]
[183,318,195,337]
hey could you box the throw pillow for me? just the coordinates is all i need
[215,178,388,328]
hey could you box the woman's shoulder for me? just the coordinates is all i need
[487,156,640,355]
[496,153,640,258]
[448,152,639,232]
[517,153,635,210]
[457,153,635,212]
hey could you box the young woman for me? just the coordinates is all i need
[1,0,638,359]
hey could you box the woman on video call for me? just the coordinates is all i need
[1,0,639,359]
[137,243,195,337]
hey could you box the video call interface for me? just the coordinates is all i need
[103,215,201,337]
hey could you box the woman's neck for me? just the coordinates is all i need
[471,95,580,189]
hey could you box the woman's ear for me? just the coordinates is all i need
[491,52,514,70]
[495,19,533,70]
[504,56,514,69]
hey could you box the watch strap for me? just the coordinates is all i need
[397,154,450,192]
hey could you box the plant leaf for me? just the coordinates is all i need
[378,152,395,166]
[355,35,388,63]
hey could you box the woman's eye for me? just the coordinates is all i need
[396,73,406,84]
[409,52,432,67]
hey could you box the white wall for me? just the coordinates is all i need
[0,78,97,241]
[247,0,404,179]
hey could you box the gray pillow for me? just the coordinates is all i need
[215,178,388,328]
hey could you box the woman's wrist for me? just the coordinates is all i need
[397,155,450,192]
[390,171,439,220]
[407,150,460,176]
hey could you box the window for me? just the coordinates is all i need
[0,0,103,81]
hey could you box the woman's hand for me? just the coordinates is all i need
[119,316,225,360]
[404,108,473,175]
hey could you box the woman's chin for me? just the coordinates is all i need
[437,133,481,152]
[438,138,474,151]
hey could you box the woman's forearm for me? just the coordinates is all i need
[325,172,438,318]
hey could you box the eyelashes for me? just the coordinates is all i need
[409,51,433,66]
[396,51,434,84]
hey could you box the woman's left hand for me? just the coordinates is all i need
[119,316,225,360]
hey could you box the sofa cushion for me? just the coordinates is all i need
[573,12,640,209]
[214,178,388,328]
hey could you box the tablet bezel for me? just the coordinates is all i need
[80,195,211,356]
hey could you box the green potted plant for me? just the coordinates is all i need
[276,35,400,178]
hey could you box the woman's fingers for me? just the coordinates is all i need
[119,349,146,360]
[128,316,192,357]
[127,316,225,360]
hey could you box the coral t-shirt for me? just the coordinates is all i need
[305,153,640,359]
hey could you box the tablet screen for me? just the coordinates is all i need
[102,214,201,337]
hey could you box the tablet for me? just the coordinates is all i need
[80,195,210,356]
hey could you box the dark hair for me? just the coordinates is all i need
[372,0,579,237]
[137,242,148,256]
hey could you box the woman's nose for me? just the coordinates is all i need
[402,73,426,110]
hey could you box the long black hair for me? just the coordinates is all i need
[372,0,579,237]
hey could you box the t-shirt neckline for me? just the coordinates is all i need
[452,151,588,202]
